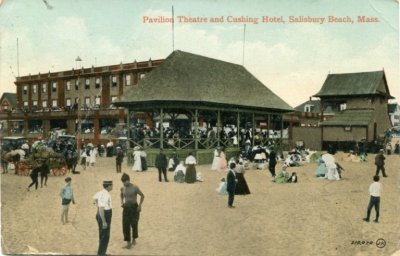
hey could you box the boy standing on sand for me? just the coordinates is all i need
[363,175,381,223]
[60,177,75,224]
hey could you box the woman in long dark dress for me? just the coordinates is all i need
[234,160,250,195]
[184,153,197,183]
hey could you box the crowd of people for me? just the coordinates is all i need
[1,134,398,256]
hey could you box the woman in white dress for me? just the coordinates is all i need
[89,147,97,166]
[132,146,142,171]
[218,149,227,172]
[211,148,220,171]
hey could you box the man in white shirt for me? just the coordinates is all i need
[93,180,113,256]
[363,175,381,223]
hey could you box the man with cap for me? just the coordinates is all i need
[93,180,113,256]
[374,149,387,177]
[227,162,238,208]
[115,147,124,173]
[120,173,145,249]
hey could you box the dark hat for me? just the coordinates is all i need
[103,180,113,186]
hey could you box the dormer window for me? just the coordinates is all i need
[304,104,315,112]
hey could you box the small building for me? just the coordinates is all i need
[293,98,321,127]
[314,70,394,152]
[388,103,400,127]
[0,93,17,135]
[0,93,16,112]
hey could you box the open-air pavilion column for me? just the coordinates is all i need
[194,108,199,151]
[280,114,284,148]
[267,114,271,140]
[126,108,131,150]
[159,108,164,149]
[252,112,255,147]
[237,111,240,148]
[217,110,221,147]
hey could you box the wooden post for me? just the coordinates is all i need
[127,109,131,149]
[217,110,220,147]
[237,111,240,148]
[194,108,199,159]
[252,112,255,147]
[160,108,164,149]
[280,114,284,149]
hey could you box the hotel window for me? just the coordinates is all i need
[111,96,118,102]
[33,84,37,94]
[42,100,47,108]
[33,101,38,107]
[75,80,79,90]
[23,85,28,95]
[125,74,131,86]
[95,96,101,106]
[85,97,91,106]
[66,98,71,107]
[66,81,71,91]
[340,103,347,111]
[112,75,117,87]
[52,99,57,107]
[52,82,57,92]
[139,73,146,80]
[95,77,101,89]
[42,83,47,93]
[23,101,28,107]
[85,78,90,89]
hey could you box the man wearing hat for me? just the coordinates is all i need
[374,149,387,177]
[93,180,113,256]
[155,149,168,182]
[115,147,124,173]
[226,162,237,208]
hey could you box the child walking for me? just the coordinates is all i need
[363,175,381,223]
[60,177,75,224]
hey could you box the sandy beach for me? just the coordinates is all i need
[1,152,399,256]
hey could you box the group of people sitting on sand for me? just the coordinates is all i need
[315,153,344,180]
[172,152,203,184]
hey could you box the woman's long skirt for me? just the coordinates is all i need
[185,164,197,183]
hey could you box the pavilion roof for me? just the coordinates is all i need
[116,50,293,113]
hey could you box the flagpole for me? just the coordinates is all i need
[172,6,175,51]
[17,38,20,77]
[242,24,246,66]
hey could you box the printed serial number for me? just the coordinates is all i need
[351,241,374,245]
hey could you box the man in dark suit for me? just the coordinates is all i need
[155,149,168,182]
[227,162,237,208]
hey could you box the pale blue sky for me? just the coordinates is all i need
[0,0,398,107]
